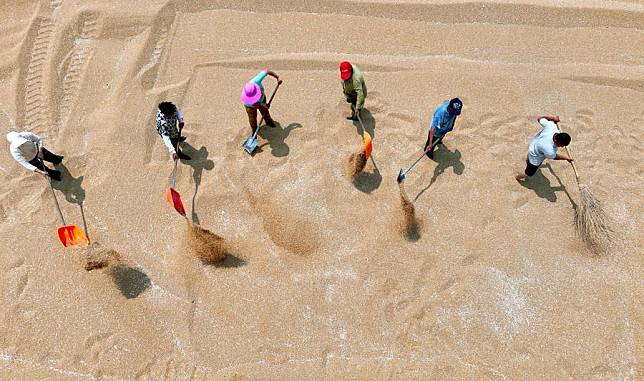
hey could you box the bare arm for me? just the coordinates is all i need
[554,153,573,162]
[538,115,560,123]
[427,126,436,148]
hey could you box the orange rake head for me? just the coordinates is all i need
[362,131,373,159]
[165,187,186,216]
[56,225,89,247]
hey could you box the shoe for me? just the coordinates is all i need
[346,115,358,121]
[52,155,64,165]
[266,120,276,128]
[178,152,191,160]
[179,136,187,142]
[425,150,434,160]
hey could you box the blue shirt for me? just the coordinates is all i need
[430,101,457,138]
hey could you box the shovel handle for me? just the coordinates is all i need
[48,179,66,225]
[402,137,443,176]
[351,105,367,134]
[171,154,178,187]
[250,81,282,140]
[79,203,91,245]
[40,158,66,225]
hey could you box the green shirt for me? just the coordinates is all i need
[342,65,367,109]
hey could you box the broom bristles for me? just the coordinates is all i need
[574,184,614,255]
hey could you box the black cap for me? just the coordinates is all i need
[448,98,462,116]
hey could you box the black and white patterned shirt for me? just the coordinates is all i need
[155,109,183,139]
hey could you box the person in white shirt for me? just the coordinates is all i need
[515,115,573,181]
[155,101,191,161]
[6,131,64,181]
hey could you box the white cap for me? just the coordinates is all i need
[6,131,19,143]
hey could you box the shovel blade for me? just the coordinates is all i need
[165,187,186,216]
[396,169,405,184]
[242,136,258,154]
[57,225,88,247]
[362,132,373,159]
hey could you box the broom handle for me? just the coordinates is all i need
[563,146,581,183]
[556,125,581,184]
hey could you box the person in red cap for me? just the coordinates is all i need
[339,61,367,121]
[240,69,282,134]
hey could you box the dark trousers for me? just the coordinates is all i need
[245,105,274,133]
[346,93,357,107]
[424,136,444,154]
[170,136,181,151]
[28,147,62,180]
[524,159,540,176]
[28,147,62,171]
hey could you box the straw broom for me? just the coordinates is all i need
[559,128,614,254]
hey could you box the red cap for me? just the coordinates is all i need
[339,61,352,81]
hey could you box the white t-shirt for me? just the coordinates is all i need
[527,118,558,166]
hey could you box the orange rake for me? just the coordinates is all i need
[165,159,186,216]
[48,179,88,247]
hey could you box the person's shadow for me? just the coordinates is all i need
[179,142,214,225]
[353,108,375,138]
[352,155,382,193]
[258,122,302,157]
[52,163,85,205]
[519,163,577,206]
[109,264,151,299]
[51,163,92,239]
[415,143,465,201]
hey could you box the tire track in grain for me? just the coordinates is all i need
[57,13,99,129]
[136,3,179,90]
[16,0,64,143]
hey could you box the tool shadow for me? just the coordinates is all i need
[257,122,303,157]
[414,143,465,201]
[179,142,215,225]
[519,163,577,207]
[353,155,382,193]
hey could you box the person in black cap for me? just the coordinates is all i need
[155,101,190,161]
[424,98,462,159]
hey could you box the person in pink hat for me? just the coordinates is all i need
[240,69,282,134]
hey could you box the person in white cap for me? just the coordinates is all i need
[6,131,63,181]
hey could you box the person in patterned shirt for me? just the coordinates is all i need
[156,101,190,161]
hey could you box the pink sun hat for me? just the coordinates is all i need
[240,82,262,105]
